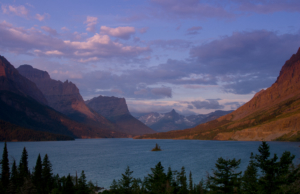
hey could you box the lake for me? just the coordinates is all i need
[0,139,299,189]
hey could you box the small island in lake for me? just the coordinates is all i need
[151,143,162,151]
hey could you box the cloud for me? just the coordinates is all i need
[84,16,98,32]
[139,27,148,34]
[149,39,192,50]
[224,101,244,109]
[151,87,172,98]
[190,30,300,94]
[100,26,135,40]
[190,99,224,110]
[1,5,29,18]
[35,13,50,21]
[236,0,300,14]
[41,26,57,36]
[186,26,202,35]
[150,0,235,20]
[0,21,149,62]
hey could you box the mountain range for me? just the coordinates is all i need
[0,56,155,141]
[137,109,233,132]
[136,47,300,141]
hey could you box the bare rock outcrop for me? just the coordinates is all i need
[86,96,156,136]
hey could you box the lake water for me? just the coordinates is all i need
[0,139,299,189]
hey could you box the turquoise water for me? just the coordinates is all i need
[1,139,299,189]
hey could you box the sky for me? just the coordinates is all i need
[1,0,300,116]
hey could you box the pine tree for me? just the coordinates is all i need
[208,157,242,193]
[241,152,258,194]
[254,141,295,194]
[9,160,18,192]
[1,142,10,190]
[18,147,29,187]
[177,166,188,194]
[32,154,42,193]
[63,174,75,194]
[119,166,134,194]
[145,162,167,193]
[42,154,53,194]
[189,171,193,193]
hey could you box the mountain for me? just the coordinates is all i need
[136,48,300,141]
[17,65,118,131]
[0,56,126,140]
[0,56,47,105]
[138,109,233,132]
[86,96,156,136]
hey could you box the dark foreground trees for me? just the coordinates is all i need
[1,141,299,194]
[104,142,300,194]
[0,143,98,194]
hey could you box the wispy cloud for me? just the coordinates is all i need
[35,13,50,21]
[100,26,135,40]
[1,5,29,18]
[84,16,98,32]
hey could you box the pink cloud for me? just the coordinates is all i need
[84,16,98,32]
[41,26,57,35]
[0,21,149,62]
[100,26,135,40]
[139,27,148,34]
[1,5,29,18]
[35,13,50,21]
[186,26,202,35]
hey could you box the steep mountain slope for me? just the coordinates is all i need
[0,56,126,139]
[86,96,156,136]
[136,48,300,141]
[0,56,47,105]
[138,109,233,132]
[0,119,74,141]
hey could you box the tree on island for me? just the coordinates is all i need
[151,143,162,151]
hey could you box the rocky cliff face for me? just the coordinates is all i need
[137,47,300,141]
[0,56,48,105]
[86,96,155,136]
[17,65,101,121]
[85,96,130,118]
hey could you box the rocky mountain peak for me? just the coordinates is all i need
[85,95,129,118]
[0,56,48,105]
[18,65,51,80]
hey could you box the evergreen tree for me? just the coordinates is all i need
[18,147,29,187]
[19,147,29,175]
[241,152,258,194]
[208,157,242,193]
[177,166,188,194]
[76,170,89,194]
[63,174,75,194]
[145,162,167,193]
[1,142,10,190]
[42,154,53,194]
[189,171,193,193]
[254,141,295,194]
[9,160,18,192]
[119,166,134,194]
[32,154,42,193]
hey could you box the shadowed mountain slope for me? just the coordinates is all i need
[136,47,300,141]
[0,56,47,105]
[17,65,119,132]
[86,96,156,136]
[0,56,126,139]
